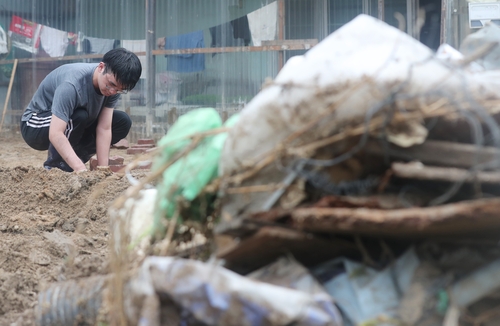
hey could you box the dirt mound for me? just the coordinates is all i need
[0,166,146,325]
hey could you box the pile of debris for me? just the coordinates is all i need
[212,15,500,325]
[36,15,500,326]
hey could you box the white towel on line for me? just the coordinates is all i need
[40,25,68,57]
[247,2,278,46]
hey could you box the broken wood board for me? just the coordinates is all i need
[215,193,425,237]
[286,198,500,237]
[313,194,427,209]
[391,161,500,183]
[217,226,357,274]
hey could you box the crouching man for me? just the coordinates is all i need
[20,48,142,172]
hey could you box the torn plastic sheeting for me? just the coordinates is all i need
[131,256,343,326]
[314,248,419,325]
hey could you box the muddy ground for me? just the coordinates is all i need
[0,133,147,325]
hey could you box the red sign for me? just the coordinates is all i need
[8,15,41,54]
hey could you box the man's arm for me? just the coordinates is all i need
[49,115,87,172]
[95,107,114,167]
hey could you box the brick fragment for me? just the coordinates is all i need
[137,139,155,145]
[89,155,124,171]
[109,155,125,165]
[109,165,126,173]
[131,144,155,149]
[127,148,148,155]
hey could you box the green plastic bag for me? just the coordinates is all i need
[152,108,239,236]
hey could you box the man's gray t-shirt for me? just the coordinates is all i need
[21,63,120,126]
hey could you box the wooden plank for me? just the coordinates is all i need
[0,53,105,65]
[391,162,500,183]
[152,43,316,55]
[289,198,500,236]
[0,43,318,66]
[261,39,318,46]
[365,139,500,170]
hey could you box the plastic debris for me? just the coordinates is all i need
[313,248,419,325]
[129,256,344,326]
[151,108,239,234]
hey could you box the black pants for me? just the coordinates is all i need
[21,108,132,162]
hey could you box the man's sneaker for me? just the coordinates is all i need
[43,161,73,172]
[43,144,73,172]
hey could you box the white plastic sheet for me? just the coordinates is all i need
[221,14,500,174]
[131,256,343,326]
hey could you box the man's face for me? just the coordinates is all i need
[97,63,127,96]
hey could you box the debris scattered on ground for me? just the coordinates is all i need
[23,15,500,326]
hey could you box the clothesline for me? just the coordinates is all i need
[0,40,318,65]
[6,2,281,60]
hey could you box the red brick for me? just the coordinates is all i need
[137,139,155,145]
[131,144,155,149]
[109,155,125,165]
[89,155,124,171]
[109,165,126,173]
[127,148,148,155]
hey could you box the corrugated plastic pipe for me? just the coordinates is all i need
[36,275,108,326]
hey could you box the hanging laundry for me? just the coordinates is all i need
[40,25,69,57]
[68,32,78,46]
[8,15,42,54]
[247,2,278,46]
[209,22,238,48]
[230,15,251,46]
[83,36,119,54]
[122,40,146,78]
[209,16,251,48]
[0,25,8,55]
[164,31,205,73]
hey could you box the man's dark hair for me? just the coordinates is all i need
[102,48,142,91]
